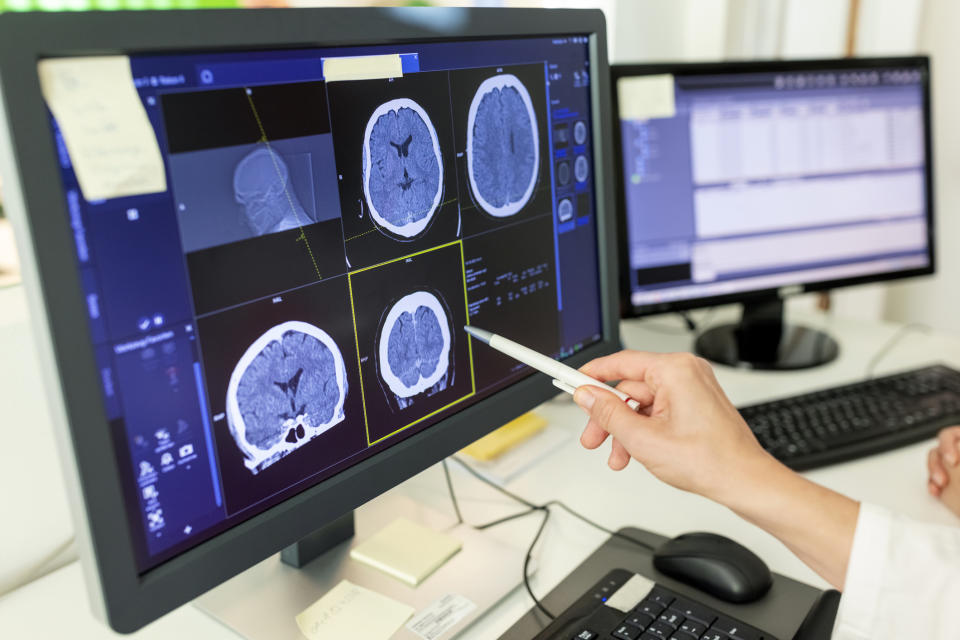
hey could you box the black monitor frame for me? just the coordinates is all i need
[612,56,935,319]
[0,8,618,632]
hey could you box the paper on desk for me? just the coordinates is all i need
[617,74,676,120]
[295,579,415,640]
[37,56,166,202]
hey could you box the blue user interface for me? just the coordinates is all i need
[618,66,930,309]
[44,35,601,572]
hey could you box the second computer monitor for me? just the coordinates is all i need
[613,57,933,368]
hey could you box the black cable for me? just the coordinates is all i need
[865,322,932,378]
[441,459,464,525]
[524,507,555,619]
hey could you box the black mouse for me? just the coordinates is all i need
[653,532,772,603]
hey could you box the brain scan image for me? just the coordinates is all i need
[573,120,588,146]
[378,291,452,401]
[467,74,540,218]
[574,155,590,183]
[363,98,443,239]
[557,197,574,223]
[234,146,309,236]
[556,160,571,187]
[225,321,348,474]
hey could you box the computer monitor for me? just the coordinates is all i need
[612,57,934,369]
[0,7,618,632]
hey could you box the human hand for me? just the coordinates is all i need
[927,426,960,517]
[573,351,777,504]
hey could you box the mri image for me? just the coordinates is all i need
[378,291,452,404]
[363,98,443,239]
[574,154,590,183]
[467,74,540,218]
[233,146,310,236]
[225,321,348,474]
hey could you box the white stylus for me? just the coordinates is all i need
[463,325,641,411]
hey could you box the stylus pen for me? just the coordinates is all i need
[463,325,642,411]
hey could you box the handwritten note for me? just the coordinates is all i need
[323,54,403,82]
[295,580,414,640]
[37,56,166,201]
[617,74,676,121]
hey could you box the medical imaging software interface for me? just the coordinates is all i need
[43,35,601,571]
[618,66,930,308]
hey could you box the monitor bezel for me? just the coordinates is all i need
[611,56,935,318]
[0,7,617,632]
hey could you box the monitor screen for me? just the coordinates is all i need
[616,61,931,310]
[43,34,601,573]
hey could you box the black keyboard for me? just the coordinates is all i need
[739,364,960,471]
[534,570,769,640]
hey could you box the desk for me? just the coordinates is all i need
[2,287,960,639]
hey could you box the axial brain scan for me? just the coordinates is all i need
[233,146,309,236]
[363,98,443,239]
[467,74,539,218]
[226,321,348,474]
[378,291,452,399]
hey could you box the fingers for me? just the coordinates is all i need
[573,384,650,452]
[929,447,948,488]
[608,438,631,471]
[580,419,609,450]
[929,480,942,497]
[938,426,960,467]
[580,351,666,388]
[614,380,654,409]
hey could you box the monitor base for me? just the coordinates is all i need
[195,492,527,640]
[694,299,839,370]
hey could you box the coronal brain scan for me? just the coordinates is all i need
[233,146,309,236]
[226,321,348,474]
[363,98,443,239]
[557,197,574,223]
[378,291,452,400]
[575,154,590,183]
[467,74,540,218]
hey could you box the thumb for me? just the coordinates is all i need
[573,384,648,448]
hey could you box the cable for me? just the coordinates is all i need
[442,456,657,620]
[441,459,463,525]
[865,322,932,378]
[0,535,76,598]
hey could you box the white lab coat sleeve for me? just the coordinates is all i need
[832,502,960,639]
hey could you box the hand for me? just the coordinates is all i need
[928,426,960,517]
[573,351,775,503]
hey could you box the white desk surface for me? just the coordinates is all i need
[2,285,960,640]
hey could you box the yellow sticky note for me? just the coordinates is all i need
[461,412,547,462]
[323,54,403,82]
[617,74,676,121]
[295,580,414,640]
[350,517,461,586]
[37,56,166,201]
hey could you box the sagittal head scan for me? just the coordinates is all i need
[363,98,443,239]
[233,146,309,236]
[378,291,452,399]
[226,321,348,474]
[467,74,539,218]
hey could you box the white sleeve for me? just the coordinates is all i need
[832,502,960,639]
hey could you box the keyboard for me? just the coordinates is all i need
[534,569,769,640]
[739,364,960,471]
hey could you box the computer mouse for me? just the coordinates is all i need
[653,532,772,603]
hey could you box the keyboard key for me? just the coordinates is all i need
[624,612,654,630]
[634,601,665,618]
[678,620,706,636]
[612,624,643,640]
[657,610,684,628]
[711,617,761,640]
[646,588,674,608]
[644,620,675,638]
[669,598,716,625]
[572,631,597,640]
[667,634,698,640]
[701,630,730,640]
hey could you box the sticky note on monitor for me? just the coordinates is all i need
[617,74,676,121]
[350,517,462,586]
[323,54,403,82]
[37,56,167,202]
[295,579,414,640]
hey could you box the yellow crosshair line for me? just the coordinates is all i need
[244,90,323,281]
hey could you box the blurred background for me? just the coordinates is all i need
[0,0,956,333]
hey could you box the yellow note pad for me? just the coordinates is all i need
[37,56,167,202]
[461,412,547,462]
[350,517,462,587]
[295,579,414,640]
[617,74,676,121]
[323,54,403,82]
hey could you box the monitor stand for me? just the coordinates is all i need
[194,490,528,640]
[694,298,839,370]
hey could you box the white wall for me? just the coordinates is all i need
[884,0,960,333]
